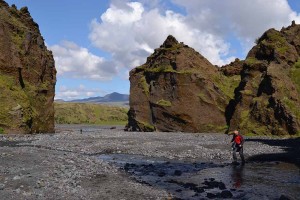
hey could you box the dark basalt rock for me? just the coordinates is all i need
[0,0,56,134]
[126,35,239,132]
[127,21,300,136]
[227,21,300,135]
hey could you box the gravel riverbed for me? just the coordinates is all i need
[0,125,299,199]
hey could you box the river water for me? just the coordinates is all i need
[99,154,300,199]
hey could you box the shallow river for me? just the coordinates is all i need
[99,154,300,199]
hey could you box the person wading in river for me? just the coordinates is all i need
[230,130,245,165]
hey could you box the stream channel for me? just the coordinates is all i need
[99,154,300,199]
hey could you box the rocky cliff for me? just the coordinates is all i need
[0,1,56,133]
[126,35,240,132]
[226,21,300,136]
[127,22,300,136]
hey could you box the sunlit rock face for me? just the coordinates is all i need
[226,21,300,136]
[126,35,239,133]
[127,21,300,136]
[0,1,56,133]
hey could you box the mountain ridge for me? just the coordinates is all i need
[60,92,129,103]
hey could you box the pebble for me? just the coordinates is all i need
[0,126,295,200]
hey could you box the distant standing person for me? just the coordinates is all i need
[230,130,245,165]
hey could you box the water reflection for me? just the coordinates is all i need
[231,164,245,188]
[99,154,300,199]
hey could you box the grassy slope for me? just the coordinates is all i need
[54,102,128,125]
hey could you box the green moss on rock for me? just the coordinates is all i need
[290,60,300,93]
[137,121,155,131]
[139,76,149,97]
[156,99,172,107]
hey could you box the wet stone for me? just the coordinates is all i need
[157,171,166,177]
[173,170,182,176]
[221,190,233,198]
[279,194,293,200]
[203,180,225,190]
[207,192,217,199]
[218,182,226,190]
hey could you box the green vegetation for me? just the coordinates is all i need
[245,57,260,65]
[156,99,172,107]
[240,89,253,95]
[0,73,33,130]
[197,93,212,104]
[239,109,269,135]
[0,127,4,134]
[54,102,128,125]
[11,30,25,54]
[260,30,289,55]
[277,46,289,54]
[290,59,300,93]
[145,65,176,73]
[139,76,149,97]
[250,74,261,89]
[268,31,286,44]
[203,124,228,132]
[240,110,250,128]
[243,121,268,136]
[213,74,240,99]
[137,121,155,131]
[294,59,300,68]
[282,97,300,119]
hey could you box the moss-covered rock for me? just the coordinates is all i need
[126,35,232,132]
[226,21,300,136]
[0,2,56,134]
[128,22,300,136]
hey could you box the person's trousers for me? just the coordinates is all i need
[233,147,245,163]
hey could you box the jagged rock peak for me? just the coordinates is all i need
[0,0,9,7]
[226,21,300,135]
[162,35,179,48]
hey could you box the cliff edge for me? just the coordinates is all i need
[0,1,56,133]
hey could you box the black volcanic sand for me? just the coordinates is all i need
[0,125,299,200]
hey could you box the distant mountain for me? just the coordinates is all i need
[68,92,129,104]
[54,99,65,102]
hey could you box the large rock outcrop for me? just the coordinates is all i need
[126,35,240,132]
[226,21,300,136]
[0,1,56,134]
[127,22,300,136]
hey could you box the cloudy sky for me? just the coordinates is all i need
[5,0,300,100]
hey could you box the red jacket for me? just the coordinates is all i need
[232,134,244,145]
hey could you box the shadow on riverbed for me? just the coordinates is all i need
[99,154,239,199]
[246,137,300,168]
[99,154,300,199]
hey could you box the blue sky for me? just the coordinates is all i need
[5,0,300,100]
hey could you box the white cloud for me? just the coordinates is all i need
[89,1,232,67]
[55,85,105,100]
[89,0,300,67]
[49,41,118,80]
[101,1,144,25]
[172,0,300,51]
